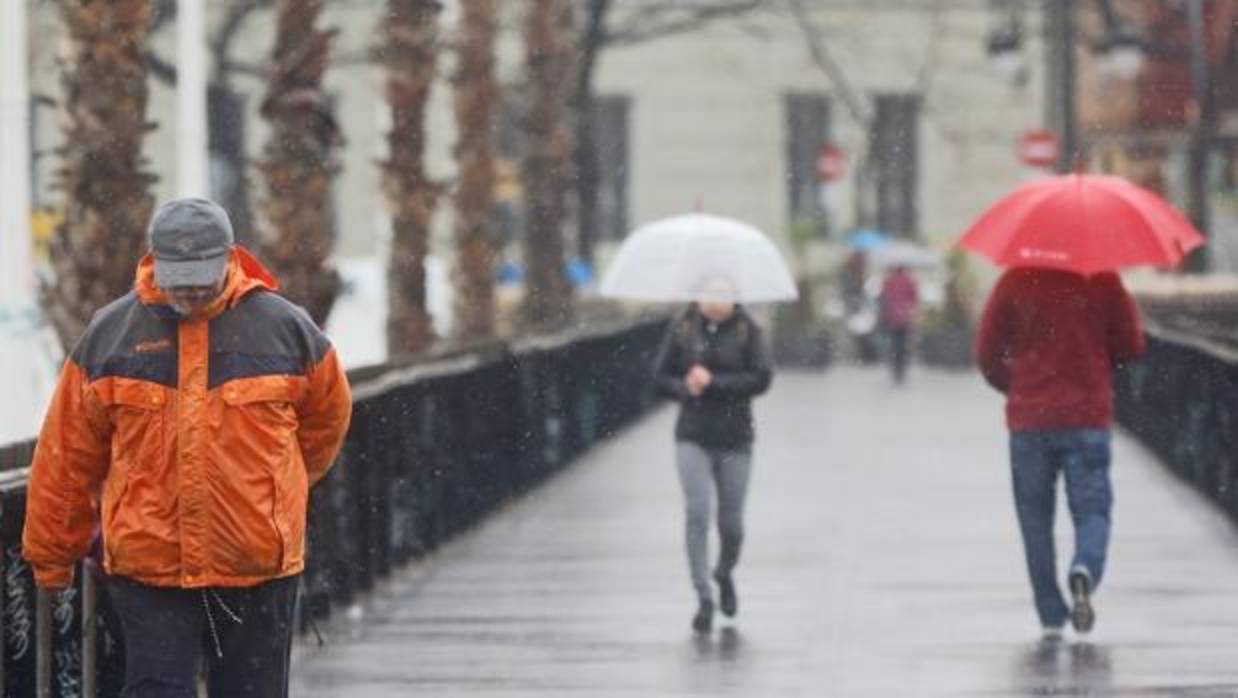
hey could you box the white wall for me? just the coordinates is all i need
[594,5,1046,256]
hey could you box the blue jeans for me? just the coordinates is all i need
[1009,429,1113,628]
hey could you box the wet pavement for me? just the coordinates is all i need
[289,367,1238,697]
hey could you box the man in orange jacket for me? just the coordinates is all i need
[23,198,352,697]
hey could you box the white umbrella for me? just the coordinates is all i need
[869,240,942,269]
[599,213,798,303]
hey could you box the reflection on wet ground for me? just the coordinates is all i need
[692,626,743,663]
[1010,638,1238,697]
[290,370,1238,697]
[1013,640,1114,695]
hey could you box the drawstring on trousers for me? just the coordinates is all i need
[201,589,244,658]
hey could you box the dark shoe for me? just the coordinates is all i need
[714,571,737,618]
[692,599,714,634]
[1069,571,1095,634]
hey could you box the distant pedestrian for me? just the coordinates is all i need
[975,268,1144,640]
[23,198,353,697]
[878,265,920,384]
[653,277,773,634]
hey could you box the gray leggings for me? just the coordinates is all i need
[675,441,753,602]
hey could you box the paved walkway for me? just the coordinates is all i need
[289,367,1238,697]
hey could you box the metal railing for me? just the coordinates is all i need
[1115,322,1238,518]
[0,316,668,697]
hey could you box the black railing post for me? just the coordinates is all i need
[3,484,37,698]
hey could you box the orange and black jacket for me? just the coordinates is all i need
[23,248,352,590]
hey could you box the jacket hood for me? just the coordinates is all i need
[135,246,279,318]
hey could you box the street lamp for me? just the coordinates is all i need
[1185,0,1213,270]
[985,10,1028,87]
[1093,26,1146,82]
[1044,0,1078,173]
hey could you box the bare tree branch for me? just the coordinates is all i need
[220,59,270,79]
[603,1,764,46]
[785,0,870,125]
[144,49,177,85]
[211,0,273,81]
[913,3,947,98]
[150,0,177,32]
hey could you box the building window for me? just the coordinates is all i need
[868,93,920,238]
[494,93,631,248]
[208,86,253,246]
[785,93,832,237]
[591,94,630,241]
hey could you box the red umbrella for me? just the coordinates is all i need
[957,174,1205,274]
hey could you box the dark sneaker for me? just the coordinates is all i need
[692,598,714,634]
[1069,572,1095,634]
[714,571,738,618]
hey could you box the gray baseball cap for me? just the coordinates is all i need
[148,198,235,288]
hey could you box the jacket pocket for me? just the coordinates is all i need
[213,376,301,432]
[98,378,165,471]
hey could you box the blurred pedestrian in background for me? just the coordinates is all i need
[878,265,920,384]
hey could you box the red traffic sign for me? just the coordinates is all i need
[1017,130,1059,169]
[816,144,846,182]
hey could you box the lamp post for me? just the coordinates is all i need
[178,0,209,198]
[0,0,34,309]
[1185,0,1213,271]
[1044,0,1078,173]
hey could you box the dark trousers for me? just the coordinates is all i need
[106,574,300,698]
[886,327,911,383]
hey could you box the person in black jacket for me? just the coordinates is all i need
[653,279,773,634]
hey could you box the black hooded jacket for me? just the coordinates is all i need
[653,307,773,450]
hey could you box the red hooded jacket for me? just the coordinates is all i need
[975,268,1144,431]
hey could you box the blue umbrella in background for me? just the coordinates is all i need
[846,229,890,251]
[565,258,594,287]
[496,261,523,286]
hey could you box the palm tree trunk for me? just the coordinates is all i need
[382,0,441,356]
[257,0,342,327]
[45,0,156,349]
[521,0,577,330]
[451,0,499,341]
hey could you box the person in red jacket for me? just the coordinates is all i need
[975,268,1144,640]
[879,265,920,384]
